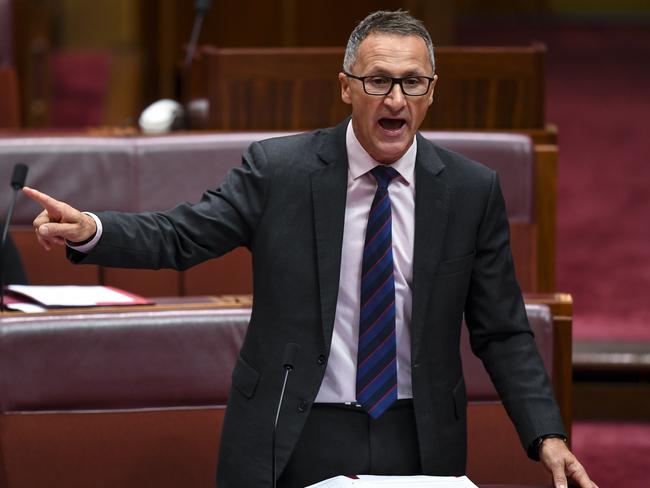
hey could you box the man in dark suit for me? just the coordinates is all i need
[24,10,596,488]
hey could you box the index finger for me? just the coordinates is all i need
[22,187,64,215]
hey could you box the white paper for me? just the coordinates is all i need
[305,475,478,487]
[7,285,148,307]
[4,302,47,313]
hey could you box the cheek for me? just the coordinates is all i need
[354,101,378,122]
[412,101,430,122]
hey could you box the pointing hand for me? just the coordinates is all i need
[22,187,97,251]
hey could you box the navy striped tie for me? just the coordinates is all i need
[356,165,399,419]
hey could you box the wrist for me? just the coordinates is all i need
[529,434,567,461]
[66,212,102,252]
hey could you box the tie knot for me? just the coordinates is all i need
[370,165,399,190]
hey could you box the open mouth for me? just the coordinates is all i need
[378,118,406,131]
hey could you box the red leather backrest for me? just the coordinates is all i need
[1,137,135,221]
[421,131,534,224]
[1,131,533,224]
[0,304,552,413]
[0,308,249,412]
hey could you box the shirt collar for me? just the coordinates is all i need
[345,120,416,185]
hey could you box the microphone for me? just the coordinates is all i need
[10,164,28,190]
[1,163,29,312]
[272,343,300,488]
[184,0,214,70]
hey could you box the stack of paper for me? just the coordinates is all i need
[5,285,152,312]
[306,475,478,487]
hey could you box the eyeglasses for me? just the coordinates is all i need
[344,72,435,96]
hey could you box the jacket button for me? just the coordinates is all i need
[297,400,308,412]
[317,354,326,365]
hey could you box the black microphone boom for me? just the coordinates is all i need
[1,163,29,312]
[272,343,300,488]
[184,0,214,69]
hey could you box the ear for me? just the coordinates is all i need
[339,72,352,105]
[427,74,438,107]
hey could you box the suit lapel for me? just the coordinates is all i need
[311,121,349,348]
[411,135,450,359]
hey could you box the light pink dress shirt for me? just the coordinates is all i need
[315,121,416,403]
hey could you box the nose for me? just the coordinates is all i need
[383,81,407,111]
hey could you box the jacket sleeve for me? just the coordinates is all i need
[464,172,566,456]
[68,141,272,271]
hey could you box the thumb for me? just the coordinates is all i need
[38,218,95,243]
[38,222,79,239]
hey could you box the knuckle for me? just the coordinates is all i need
[574,464,585,474]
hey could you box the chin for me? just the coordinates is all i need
[374,144,408,164]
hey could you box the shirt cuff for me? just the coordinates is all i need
[66,212,103,254]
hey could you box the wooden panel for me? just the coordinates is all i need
[196,46,349,131]
[102,268,182,298]
[426,45,546,129]
[164,2,454,68]
[467,402,551,484]
[102,49,143,127]
[534,144,558,292]
[509,222,537,292]
[0,64,20,128]
[12,0,55,128]
[57,0,140,48]
[157,0,455,101]
[0,0,13,64]
[183,248,253,296]
[10,227,100,285]
[573,382,650,421]
[1,408,224,488]
[187,45,546,131]
[554,313,573,438]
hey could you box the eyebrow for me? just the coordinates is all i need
[364,70,428,77]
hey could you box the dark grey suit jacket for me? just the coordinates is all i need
[71,119,565,487]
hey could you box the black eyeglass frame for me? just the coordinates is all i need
[344,71,435,97]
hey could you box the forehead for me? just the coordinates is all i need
[353,33,432,74]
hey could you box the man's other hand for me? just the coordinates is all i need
[23,187,97,251]
[540,437,598,488]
